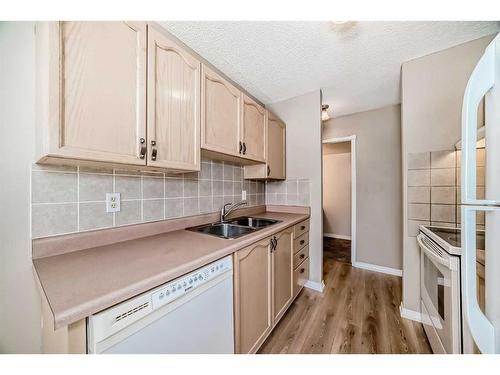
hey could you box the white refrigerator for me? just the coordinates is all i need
[461,32,500,354]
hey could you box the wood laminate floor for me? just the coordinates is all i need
[323,237,351,264]
[258,254,432,354]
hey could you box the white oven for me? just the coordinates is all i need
[418,233,462,354]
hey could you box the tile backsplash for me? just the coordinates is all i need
[406,148,485,237]
[265,179,310,206]
[31,160,312,239]
[31,159,266,238]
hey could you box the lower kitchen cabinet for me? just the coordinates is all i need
[233,237,273,354]
[233,227,296,354]
[272,228,294,323]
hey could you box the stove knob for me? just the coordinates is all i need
[189,279,193,284]
[165,290,170,295]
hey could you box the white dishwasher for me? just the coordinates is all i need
[87,255,234,354]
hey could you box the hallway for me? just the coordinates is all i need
[258,251,431,354]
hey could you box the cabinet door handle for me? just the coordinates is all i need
[267,166,271,176]
[242,142,247,155]
[239,141,243,154]
[139,138,146,159]
[151,140,157,161]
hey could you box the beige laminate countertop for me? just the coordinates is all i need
[33,210,309,329]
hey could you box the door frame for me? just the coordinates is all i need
[322,135,357,265]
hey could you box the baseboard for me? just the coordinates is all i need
[399,303,422,323]
[323,232,351,240]
[304,280,325,293]
[353,261,403,277]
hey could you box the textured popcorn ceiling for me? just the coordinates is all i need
[159,21,500,118]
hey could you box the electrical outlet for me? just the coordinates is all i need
[106,193,121,213]
[242,190,247,201]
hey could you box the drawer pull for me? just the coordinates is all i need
[300,225,305,230]
[300,268,305,274]
[300,254,305,259]
[300,240,305,245]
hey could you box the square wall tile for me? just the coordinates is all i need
[431,168,455,186]
[183,179,198,197]
[32,203,77,238]
[184,198,199,216]
[79,173,113,201]
[79,202,113,231]
[199,180,212,197]
[431,150,456,169]
[407,186,430,204]
[200,162,212,180]
[212,163,223,180]
[408,152,430,170]
[143,199,164,222]
[298,180,310,196]
[431,187,456,205]
[223,163,233,181]
[115,200,141,226]
[142,177,164,199]
[165,198,183,219]
[115,176,141,200]
[431,204,456,223]
[408,203,430,221]
[32,171,77,203]
[407,169,430,187]
[165,178,183,198]
[199,197,213,214]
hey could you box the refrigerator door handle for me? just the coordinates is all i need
[461,35,499,206]
[461,205,495,353]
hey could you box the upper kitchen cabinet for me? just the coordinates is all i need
[36,21,148,166]
[244,110,286,180]
[147,26,201,171]
[201,64,241,157]
[240,94,266,162]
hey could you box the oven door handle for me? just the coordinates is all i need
[417,234,452,270]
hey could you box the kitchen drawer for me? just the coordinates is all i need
[294,220,309,239]
[293,258,309,298]
[293,245,309,269]
[293,232,309,254]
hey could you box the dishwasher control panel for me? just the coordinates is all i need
[151,255,232,310]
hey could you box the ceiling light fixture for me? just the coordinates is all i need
[322,104,331,121]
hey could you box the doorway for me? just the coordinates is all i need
[322,136,356,265]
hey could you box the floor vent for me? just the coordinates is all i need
[115,302,149,323]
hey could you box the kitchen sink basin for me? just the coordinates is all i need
[228,217,281,228]
[189,223,257,239]
[188,217,281,239]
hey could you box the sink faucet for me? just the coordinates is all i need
[220,201,247,223]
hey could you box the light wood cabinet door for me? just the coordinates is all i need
[267,111,286,179]
[147,26,200,171]
[272,228,293,322]
[241,94,265,162]
[41,21,147,165]
[234,237,272,354]
[201,64,241,156]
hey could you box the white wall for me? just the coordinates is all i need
[268,90,323,287]
[401,34,495,313]
[0,22,41,353]
[323,105,402,270]
[322,143,351,238]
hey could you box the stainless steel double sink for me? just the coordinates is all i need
[187,217,281,239]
